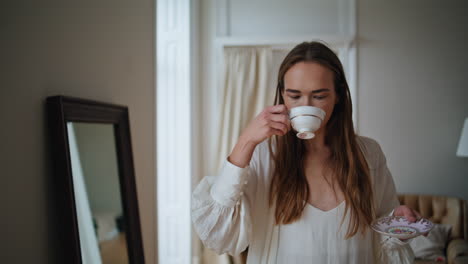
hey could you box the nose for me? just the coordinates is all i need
[297,96,315,107]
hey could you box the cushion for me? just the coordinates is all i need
[410,223,452,262]
[93,212,120,242]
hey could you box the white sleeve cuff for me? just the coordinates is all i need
[210,160,250,207]
[387,236,412,245]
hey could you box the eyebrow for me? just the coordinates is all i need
[285,88,330,94]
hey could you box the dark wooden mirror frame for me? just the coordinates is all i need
[47,95,145,264]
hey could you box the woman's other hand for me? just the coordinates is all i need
[393,205,429,240]
[228,105,291,168]
[393,205,422,223]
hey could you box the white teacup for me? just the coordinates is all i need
[289,106,326,139]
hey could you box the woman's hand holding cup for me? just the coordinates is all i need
[242,104,291,145]
[228,105,291,168]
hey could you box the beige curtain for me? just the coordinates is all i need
[202,47,274,264]
[202,47,291,264]
[212,46,274,173]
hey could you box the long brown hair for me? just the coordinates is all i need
[268,41,374,239]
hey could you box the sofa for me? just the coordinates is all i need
[398,194,468,264]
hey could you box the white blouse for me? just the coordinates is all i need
[192,136,414,264]
[277,201,373,263]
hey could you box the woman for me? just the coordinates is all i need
[192,41,419,263]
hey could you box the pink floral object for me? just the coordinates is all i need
[371,216,434,240]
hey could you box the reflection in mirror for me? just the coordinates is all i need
[68,122,128,264]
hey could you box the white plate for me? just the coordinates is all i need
[371,216,434,240]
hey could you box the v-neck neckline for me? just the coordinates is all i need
[304,200,345,213]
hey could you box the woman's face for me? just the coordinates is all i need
[282,62,338,132]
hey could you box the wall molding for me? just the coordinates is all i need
[156,0,192,263]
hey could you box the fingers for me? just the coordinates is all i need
[268,104,288,114]
[260,106,291,136]
[245,104,291,144]
[269,128,286,137]
[395,205,420,223]
[414,211,422,220]
[268,121,288,135]
[269,113,291,129]
[401,206,418,223]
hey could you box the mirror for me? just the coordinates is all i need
[47,96,144,264]
[68,122,127,263]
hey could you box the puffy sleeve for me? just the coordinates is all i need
[191,145,260,255]
[370,138,415,263]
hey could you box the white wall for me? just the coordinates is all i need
[357,0,468,200]
[229,0,342,35]
[0,1,157,263]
